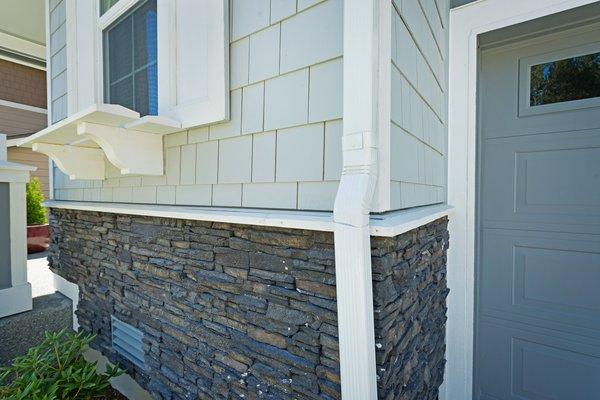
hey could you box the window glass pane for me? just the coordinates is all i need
[110,77,134,110]
[133,0,158,68]
[530,51,600,106]
[103,0,157,116]
[107,16,133,82]
[100,0,120,16]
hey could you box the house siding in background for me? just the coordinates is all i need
[0,59,47,109]
[53,0,345,211]
[7,148,50,199]
[0,56,49,200]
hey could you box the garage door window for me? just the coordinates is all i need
[519,42,600,116]
[530,51,600,106]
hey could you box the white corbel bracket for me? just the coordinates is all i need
[77,122,164,176]
[32,143,105,180]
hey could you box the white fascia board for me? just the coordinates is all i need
[0,31,45,61]
[43,201,451,237]
[370,204,453,236]
[0,99,47,114]
[44,201,336,232]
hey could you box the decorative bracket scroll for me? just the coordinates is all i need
[77,122,165,176]
[32,143,105,180]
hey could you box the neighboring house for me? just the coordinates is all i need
[0,1,50,199]
[16,0,600,399]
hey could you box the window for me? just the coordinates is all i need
[530,51,600,106]
[103,0,157,116]
[71,1,228,127]
[100,0,119,16]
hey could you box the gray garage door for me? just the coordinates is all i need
[475,22,600,400]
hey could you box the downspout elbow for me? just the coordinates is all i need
[333,131,378,227]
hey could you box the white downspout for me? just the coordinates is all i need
[334,0,384,398]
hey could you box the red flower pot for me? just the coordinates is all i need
[27,224,50,253]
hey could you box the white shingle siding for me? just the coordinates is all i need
[156,186,176,204]
[52,0,345,211]
[230,38,250,90]
[270,0,296,23]
[248,25,280,83]
[297,181,338,210]
[251,131,276,183]
[212,184,242,207]
[280,0,342,73]
[242,182,297,209]
[231,0,270,41]
[264,68,309,130]
[241,82,265,134]
[195,141,218,184]
[308,58,343,123]
[218,136,252,184]
[389,0,448,210]
[276,124,324,182]
[179,144,197,185]
[176,185,212,206]
[323,120,342,181]
[209,89,242,140]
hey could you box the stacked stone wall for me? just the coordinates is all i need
[49,208,448,400]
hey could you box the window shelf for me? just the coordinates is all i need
[18,103,183,179]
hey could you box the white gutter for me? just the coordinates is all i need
[333,0,387,398]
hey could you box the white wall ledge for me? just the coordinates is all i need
[44,201,452,237]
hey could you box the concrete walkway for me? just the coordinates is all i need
[27,250,55,297]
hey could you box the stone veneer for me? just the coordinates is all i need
[372,218,449,400]
[48,208,448,400]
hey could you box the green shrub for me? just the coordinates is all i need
[26,177,46,225]
[0,329,123,400]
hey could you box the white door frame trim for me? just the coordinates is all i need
[445,1,599,399]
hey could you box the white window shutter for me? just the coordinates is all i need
[158,0,229,128]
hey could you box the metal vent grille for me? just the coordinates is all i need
[111,316,145,369]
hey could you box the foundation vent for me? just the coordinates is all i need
[111,316,145,369]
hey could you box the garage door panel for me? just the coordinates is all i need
[476,318,600,400]
[481,129,600,233]
[480,229,600,334]
[478,21,600,400]
[480,27,600,140]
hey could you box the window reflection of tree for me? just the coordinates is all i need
[530,52,600,106]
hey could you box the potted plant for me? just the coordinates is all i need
[26,177,49,253]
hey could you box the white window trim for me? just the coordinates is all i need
[95,0,154,110]
[67,0,228,128]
